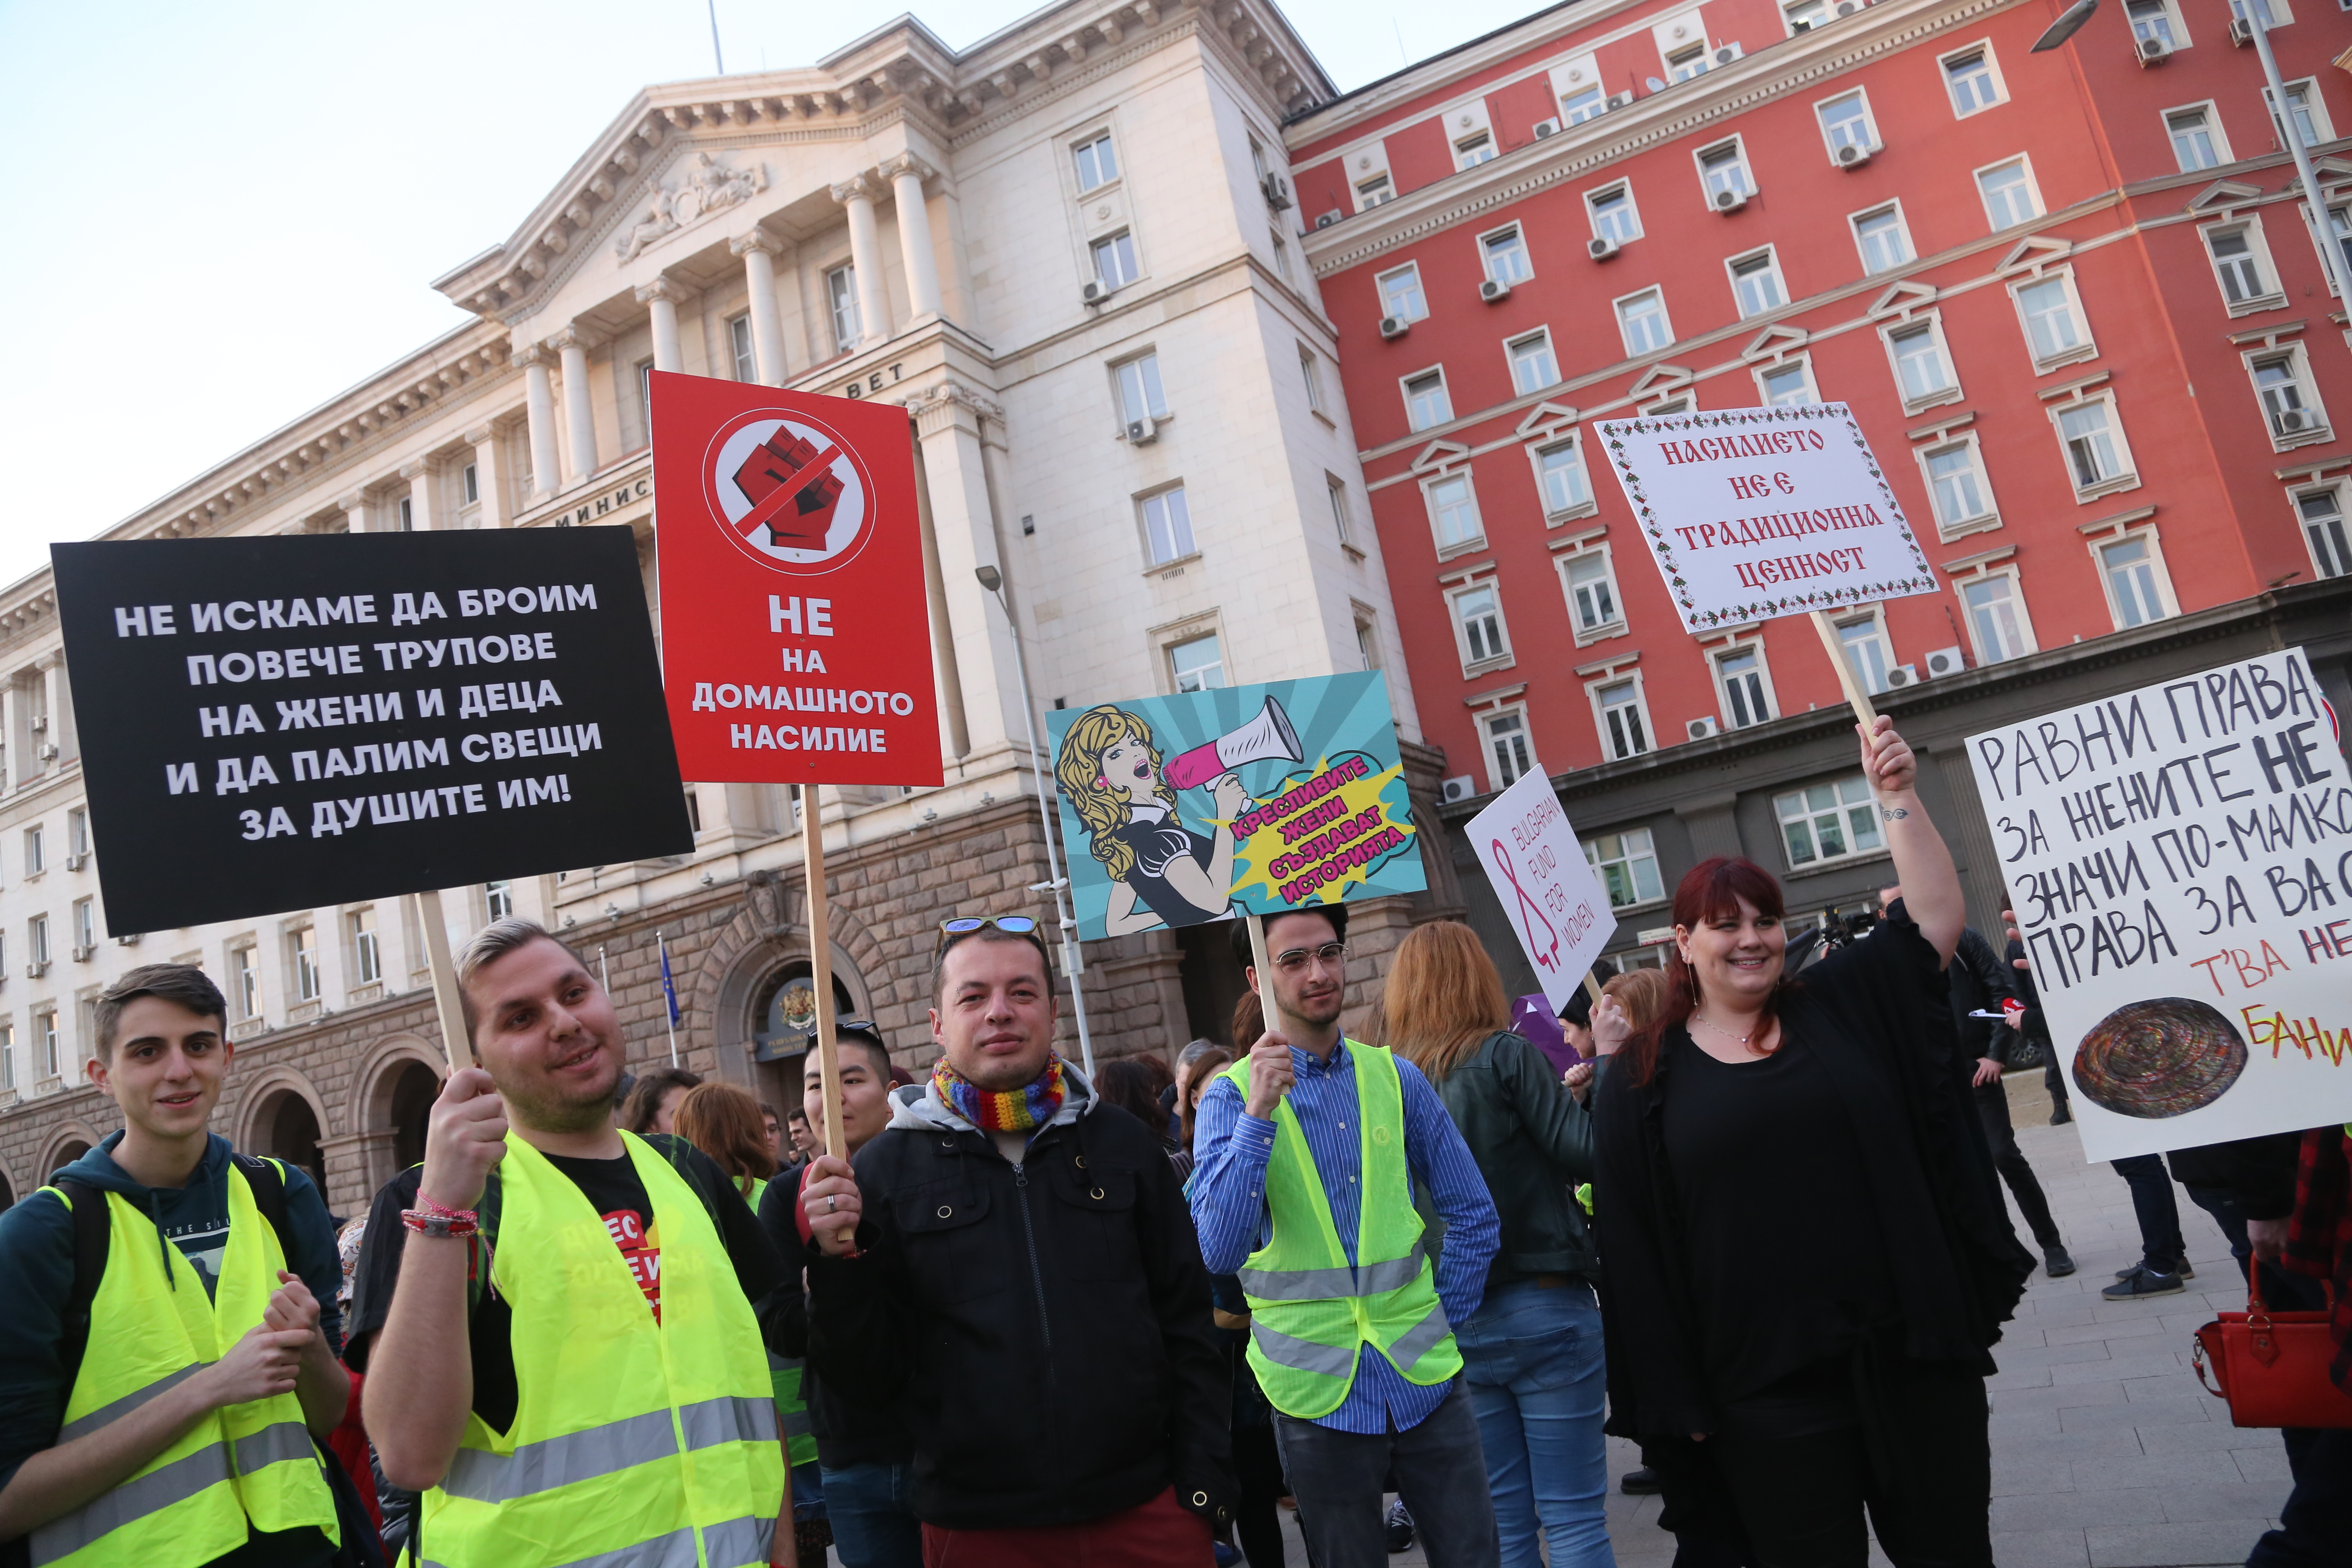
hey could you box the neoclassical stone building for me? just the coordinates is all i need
[0,0,1461,1218]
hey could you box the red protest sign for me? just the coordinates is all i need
[651,372,942,786]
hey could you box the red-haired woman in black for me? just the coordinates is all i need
[1589,716,2031,1568]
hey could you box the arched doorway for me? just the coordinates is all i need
[750,960,862,1116]
[253,1088,328,1193]
[387,1060,438,1173]
[53,1140,92,1171]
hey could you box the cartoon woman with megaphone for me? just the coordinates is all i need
[1056,704,1245,935]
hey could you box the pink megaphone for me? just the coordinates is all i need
[1164,697,1304,791]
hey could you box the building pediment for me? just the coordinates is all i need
[1515,400,1580,436]
[2183,179,2264,216]
[1868,280,1938,318]
[1410,439,1473,472]
[1997,234,2073,273]
[612,153,772,263]
[1740,324,1809,360]
[1627,363,1694,398]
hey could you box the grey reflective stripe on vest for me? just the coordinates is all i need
[780,1406,814,1440]
[1250,1318,1360,1381]
[425,1512,775,1568]
[228,1420,318,1476]
[29,1440,233,1565]
[57,1363,205,1444]
[1240,1240,1426,1303]
[1387,1299,1454,1371]
[440,1396,778,1505]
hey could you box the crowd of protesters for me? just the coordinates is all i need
[3,712,2351,1568]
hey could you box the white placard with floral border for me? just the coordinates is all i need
[1596,402,1938,633]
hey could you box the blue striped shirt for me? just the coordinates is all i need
[1190,1040,1500,1434]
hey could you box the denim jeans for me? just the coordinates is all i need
[821,1458,923,1568]
[1272,1379,1501,1568]
[2110,1155,2184,1274]
[1454,1279,1617,1568]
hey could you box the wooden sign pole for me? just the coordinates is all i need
[802,784,848,1162]
[1582,972,1605,1007]
[414,888,474,1071]
[1808,610,1886,796]
[1244,912,1278,1041]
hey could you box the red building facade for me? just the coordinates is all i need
[1286,0,2352,965]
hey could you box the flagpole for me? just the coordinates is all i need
[657,930,682,1067]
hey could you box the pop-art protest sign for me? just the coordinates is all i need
[1596,401,1938,633]
[1044,671,1424,941]
[1966,647,2352,1161]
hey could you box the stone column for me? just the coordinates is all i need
[550,326,599,485]
[637,277,686,373]
[516,345,561,500]
[906,382,1018,763]
[0,679,18,791]
[729,232,789,385]
[464,423,511,528]
[399,460,439,532]
[830,175,891,346]
[40,654,72,768]
[337,492,370,535]
[884,154,944,321]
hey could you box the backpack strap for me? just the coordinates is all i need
[52,1179,112,1390]
[230,1153,295,1262]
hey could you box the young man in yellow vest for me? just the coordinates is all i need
[1190,906,1506,1568]
[0,964,349,1568]
[347,919,789,1568]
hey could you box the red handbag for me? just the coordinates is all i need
[2193,1276,2352,1428]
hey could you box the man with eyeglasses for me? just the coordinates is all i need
[1191,904,1504,1567]
[795,915,1235,1565]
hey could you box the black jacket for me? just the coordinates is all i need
[804,1081,1234,1532]
[1946,926,2018,1064]
[1424,1032,1598,1284]
[760,1165,917,1470]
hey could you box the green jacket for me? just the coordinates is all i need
[1425,1032,1599,1286]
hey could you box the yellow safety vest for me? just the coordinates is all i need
[422,1131,783,1568]
[747,1177,816,1470]
[1223,1043,1462,1420]
[31,1162,340,1568]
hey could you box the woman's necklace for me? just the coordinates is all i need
[1691,1012,1765,1053]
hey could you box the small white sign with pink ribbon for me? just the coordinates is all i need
[1466,768,1615,1012]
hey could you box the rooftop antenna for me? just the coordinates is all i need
[1392,15,1407,67]
[706,0,725,74]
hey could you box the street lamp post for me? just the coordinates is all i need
[2032,0,2349,304]
[975,564,1096,1076]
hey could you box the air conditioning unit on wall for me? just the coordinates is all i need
[1479,278,1512,302]
[1533,118,1561,138]
[1924,646,1967,680]
[1441,775,1477,804]
[1260,173,1292,210]
[1884,663,1921,689]
[1687,717,1721,741]
[1378,315,1409,339]
[1125,417,1160,445]
[2228,16,2253,44]
[1835,142,1872,169]
[1712,187,1749,212]
[2135,35,2172,64]
[1588,236,1621,260]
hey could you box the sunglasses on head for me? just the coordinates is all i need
[935,914,1044,958]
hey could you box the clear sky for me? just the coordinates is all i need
[0,0,1546,591]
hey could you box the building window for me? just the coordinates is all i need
[1485,709,1535,789]
[1785,0,1829,31]
[1452,585,1510,667]
[0,1021,12,1092]
[2014,276,2088,364]
[1698,141,1753,202]
[825,267,861,353]
[2251,353,2322,441]
[1837,615,1893,695]
[1922,441,1995,532]
[2206,226,2275,309]
[1717,646,1774,728]
[1728,250,1785,318]
[1073,131,1119,193]
[1169,633,1225,693]
[1586,827,1665,907]
[683,785,702,834]
[2167,106,2226,171]
[1887,322,1957,404]
[1378,263,1427,322]
[37,1009,57,1080]
[1300,348,1325,411]
[1666,43,1709,81]
[1356,172,1395,208]
[1115,352,1168,424]
[230,945,257,1019]
[1356,614,1381,671]
[1507,331,1559,394]
[1405,370,1453,431]
[24,824,42,876]
[72,898,92,956]
[2100,534,2170,627]
[729,314,757,380]
[1482,225,1534,285]
[1561,84,1607,124]
[1140,487,1197,566]
[396,496,415,532]
[1976,159,2040,230]
[2325,205,2352,287]
[1760,361,1815,406]
[67,808,86,860]
[1776,776,1884,868]
[2125,0,2179,47]
[1588,185,1641,245]
[1562,551,1622,634]
[1645,396,1691,416]
[1818,92,1876,158]
[1271,228,1292,281]
[2266,81,2329,150]
[2297,488,2351,579]
[1943,47,2002,115]
[2057,400,2130,490]
[1596,679,1651,759]
[1327,478,1352,544]
[1455,131,1496,168]
[350,908,380,985]
[1616,290,1672,355]
[463,463,480,505]
[1964,574,2034,661]
[1427,473,1482,548]
[1535,439,1591,514]
[483,881,513,923]
[1853,206,1914,273]
[1091,231,1140,289]
[289,926,319,1003]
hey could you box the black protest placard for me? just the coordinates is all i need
[54,529,692,934]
